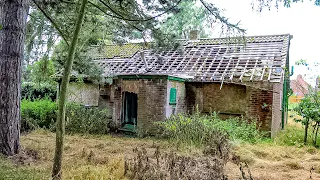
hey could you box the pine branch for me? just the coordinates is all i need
[199,0,245,33]
[32,0,70,46]
[96,0,182,22]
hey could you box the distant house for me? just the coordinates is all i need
[65,33,291,137]
[289,74,310,103]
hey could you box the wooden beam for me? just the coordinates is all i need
[250,58,259,81]
[240,59,250,82]
[229,57,240,81]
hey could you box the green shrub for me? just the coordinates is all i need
[212,115,265,143]
[22,82,57,101]
[21,99,112,134]
[65,103,112,134]
[156,112,265,146]
[21,98,57,132]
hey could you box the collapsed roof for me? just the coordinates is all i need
[93,34,291,83]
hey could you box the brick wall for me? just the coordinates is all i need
[97,85,114,122]
[112,81,122,127]
[186,83,203,113]
[186,83,246,116]
[165,80,186,117]
[271,83,283,137]
[68,82,99,106]
[186,82,280,135]
[203,83,247,114]
[246,87,273,133]
[112,78,167,132]
[138,79,167,132]
[107,78,282,136]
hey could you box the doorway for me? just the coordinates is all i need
[122,92,137,128]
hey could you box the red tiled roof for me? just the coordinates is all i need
[290,74,309,96]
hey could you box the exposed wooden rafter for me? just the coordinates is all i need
[92,34,290,83]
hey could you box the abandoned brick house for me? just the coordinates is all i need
[67,34,291,137]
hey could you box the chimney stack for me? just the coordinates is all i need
[189,30,198,40]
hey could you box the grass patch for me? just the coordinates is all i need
[273,126,310,146]
[0,156,48,180]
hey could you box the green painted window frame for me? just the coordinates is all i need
[169,88,177,105]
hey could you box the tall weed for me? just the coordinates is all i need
[65,103,112,134]
[157,111,265,146]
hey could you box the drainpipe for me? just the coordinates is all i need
[290,66,294,76]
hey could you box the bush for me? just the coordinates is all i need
[21,98,57,132]
[65,103,112,134]
[21,99,112,134]
[22,82,57,101]
[156,112,265,146]
[212,114,265,143]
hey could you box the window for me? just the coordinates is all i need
[169,88,177,105]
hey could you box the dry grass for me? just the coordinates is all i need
[19,129,175,179]
[3,108,320,180]
[226,109,320,180]
[14,127,320,180]
[226,143,320,179]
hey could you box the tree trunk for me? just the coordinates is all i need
[0,0,28,156]
[314,123,319,147]
[304,119,309,145]
[52,0,87,179]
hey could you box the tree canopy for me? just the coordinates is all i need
[252,0,320,12]
[24,0,245,84]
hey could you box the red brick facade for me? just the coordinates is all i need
[94,77,285,136]
[246,87,273,133]
[186,82,283,137]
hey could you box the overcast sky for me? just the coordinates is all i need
[211,0,320,82]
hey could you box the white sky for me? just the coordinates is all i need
[211,0,320,82]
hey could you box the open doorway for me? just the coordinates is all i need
[121,92,137,131]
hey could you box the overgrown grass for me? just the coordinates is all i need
[273,104,319,147]
[0,156,48,180]
[273,123,318,147]
[157,112,266,147]
[2,127,320,180]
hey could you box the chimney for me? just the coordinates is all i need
[189,30,198,40]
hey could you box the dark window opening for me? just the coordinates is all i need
[122,92,138,126]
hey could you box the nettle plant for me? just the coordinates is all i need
[294,90,320,146]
